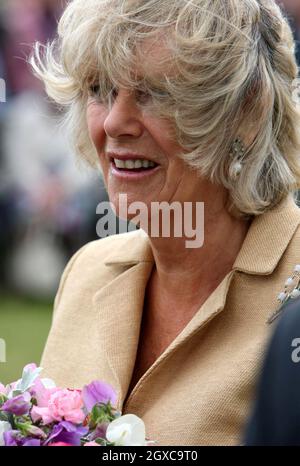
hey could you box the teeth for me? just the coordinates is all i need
[134,160,142,169]
[114,159,125,169]
[142,160,150,168]
[114,158,156,170]
[125,160,135,169]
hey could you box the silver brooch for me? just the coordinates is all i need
[267,264,300,324]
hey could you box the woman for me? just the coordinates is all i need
[31,0,300,445]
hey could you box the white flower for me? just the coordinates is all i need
[41,378,56,389]
[106,414,146,446]
[0,421,11,446]
[9,366,43,398]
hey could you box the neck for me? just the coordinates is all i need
[145,204,251,307]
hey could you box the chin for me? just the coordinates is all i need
[109,192,153,227]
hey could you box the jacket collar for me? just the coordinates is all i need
[233,194,300,275]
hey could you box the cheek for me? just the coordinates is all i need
[86,102,107,150]
[146,116,181,157]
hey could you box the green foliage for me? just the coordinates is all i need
[0,294,52,384]
[89,401,116,428]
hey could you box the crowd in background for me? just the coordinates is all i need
[0,0,299,299]
[282,0,300,62]
[0,0,107,298]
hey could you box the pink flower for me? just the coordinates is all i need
[84,441,101,446]
[48,442,72,447]
[31,405,56,425]
[49,390,85,424]
[31,378,58,408]
[31,384,60,425]
[0,383,6,395]
[24,363,38,372]
[31,389,85,425]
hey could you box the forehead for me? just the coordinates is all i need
[134,33,177,81]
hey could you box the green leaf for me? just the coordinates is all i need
[0,394,8,406]
[89,402,115,428]
[0,411,9,422]
[14,421,46,439]
[7,412,16,429]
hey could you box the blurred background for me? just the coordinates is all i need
[0,0,109,383]
[0,0,299,384]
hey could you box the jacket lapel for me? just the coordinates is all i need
[93,259,153,408]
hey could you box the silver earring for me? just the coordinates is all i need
[229,137,246,180]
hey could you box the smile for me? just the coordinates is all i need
[113,158,157,170]
[109,157,160,180]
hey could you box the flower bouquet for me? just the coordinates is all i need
[0,364,152,446]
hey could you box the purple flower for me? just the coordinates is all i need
[89,423,109,441]
[44,421,88,446]
[4,430,20,446]
[23,438,41,446]
[1,393,31,416]
[82,381,117,412]
[4,430,41,446]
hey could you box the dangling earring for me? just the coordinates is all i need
[229,137,246,180]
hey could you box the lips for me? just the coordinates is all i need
[106,152,160,180]
[113,158,156,170]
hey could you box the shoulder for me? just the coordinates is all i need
[53,229,151,313]
[274,196,300,254]
[61,228,150,275]
[70,228,148,265]
[279,205,300,268]
[265,196,300,268]
[287,216,300,251]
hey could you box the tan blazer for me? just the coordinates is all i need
[41,195,300,446]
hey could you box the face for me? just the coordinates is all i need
[86,41,228,225]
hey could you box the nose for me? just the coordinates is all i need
[103,89,144,139]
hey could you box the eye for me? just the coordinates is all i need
[88,84,118,104]
[135,89,152,104]
[110,88,119,100]
[89,84,101,96]
[135,87,171,106]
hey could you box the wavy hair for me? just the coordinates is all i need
[31,0,300,216]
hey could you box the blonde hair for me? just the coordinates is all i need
[31,0,300,216]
